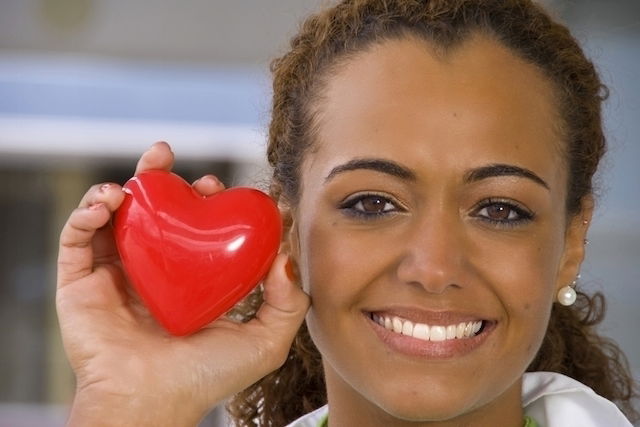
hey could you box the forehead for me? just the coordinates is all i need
[304,34,565,190]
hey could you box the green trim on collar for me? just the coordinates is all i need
[317,412,328,427]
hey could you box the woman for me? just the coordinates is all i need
[56,0,638,426]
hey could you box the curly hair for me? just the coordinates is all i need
[227,0,639,424]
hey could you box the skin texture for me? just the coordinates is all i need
[288,35,591,426]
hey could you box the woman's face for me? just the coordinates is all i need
[289,35,589,424]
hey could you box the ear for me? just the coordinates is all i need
[278,199,301,275]
[555,196,594,291]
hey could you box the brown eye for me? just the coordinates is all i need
[482,204,515,221]
[358,196,391,213]
[473,199,534,228]
[340,194,399,219]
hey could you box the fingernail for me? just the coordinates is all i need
[202,175,221,186]
[89,203,105,210]
[285,258,296,282]
[100,183,111,192]
[150,141,170,152]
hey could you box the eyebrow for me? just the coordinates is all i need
[464,163,550,190]
[324,158,550,190]
[324,158,417,182]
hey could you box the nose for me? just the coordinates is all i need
[395,210,468,294]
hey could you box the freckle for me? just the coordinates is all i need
[524,303,531,310]
[332,222,337,227]
[453,112,458,118]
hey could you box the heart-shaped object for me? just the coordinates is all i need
[114,170,282,336]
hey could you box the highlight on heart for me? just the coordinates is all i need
[114,170,282,336]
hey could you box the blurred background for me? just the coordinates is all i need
[0,0,638,426]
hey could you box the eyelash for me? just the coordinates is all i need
[471,198,535,228]
[339,194,535,228]
[339,193,402,220]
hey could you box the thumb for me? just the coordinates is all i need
[254,253,310,340]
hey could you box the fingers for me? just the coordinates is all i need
[134,141,175,175]
[78,182,125,209]
[58,184,125,289]
[136,142,226,197]
[192,175,226,197]
[58,204,112,289]
[184,254,308,406]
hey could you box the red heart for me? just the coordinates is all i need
[113,170,282,336]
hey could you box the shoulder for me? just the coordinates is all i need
[523,371,632,427]
[285,405,328,427]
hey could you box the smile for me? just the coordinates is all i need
[365,310,495,358]
[371,313,484,342]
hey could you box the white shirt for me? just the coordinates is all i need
[286,371,632,427]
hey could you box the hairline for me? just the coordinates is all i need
[293,28,572,212]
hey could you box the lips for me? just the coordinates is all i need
[364,309,495,358]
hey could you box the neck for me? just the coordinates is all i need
[324,365,524,427]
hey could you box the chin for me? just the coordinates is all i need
[371,391,480,423]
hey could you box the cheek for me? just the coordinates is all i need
[300,216,407,304]
[298,216,398,350]
[299,219,350,354]
[488,243,557,302]
[477,232,564,359]
[300,219,371,301]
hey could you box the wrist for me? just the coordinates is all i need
[67,387,207,427]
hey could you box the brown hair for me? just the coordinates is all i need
[227,0,639,424]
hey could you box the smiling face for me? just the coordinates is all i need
[287,34,589,425]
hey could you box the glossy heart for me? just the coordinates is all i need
[114,170,282,336]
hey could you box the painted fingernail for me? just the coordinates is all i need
[285,258,296,282]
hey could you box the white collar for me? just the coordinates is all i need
[522,371,632,426]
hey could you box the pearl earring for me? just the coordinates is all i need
[557,274,579,306]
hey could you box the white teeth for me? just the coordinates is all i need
[373,314,485,342]
[456,322,466,339]
[413,323,430,340]
[384,316,392,330]
[473,321,482,334]
[464,322,474,337]
[446,324,457,339]
[392,317,403,334]
[401,320,414,336]
[429,326,446,341]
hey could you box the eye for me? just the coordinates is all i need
[339,193,401,219]
[472,199,534,227]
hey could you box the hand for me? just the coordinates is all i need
[56,142,310,426]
